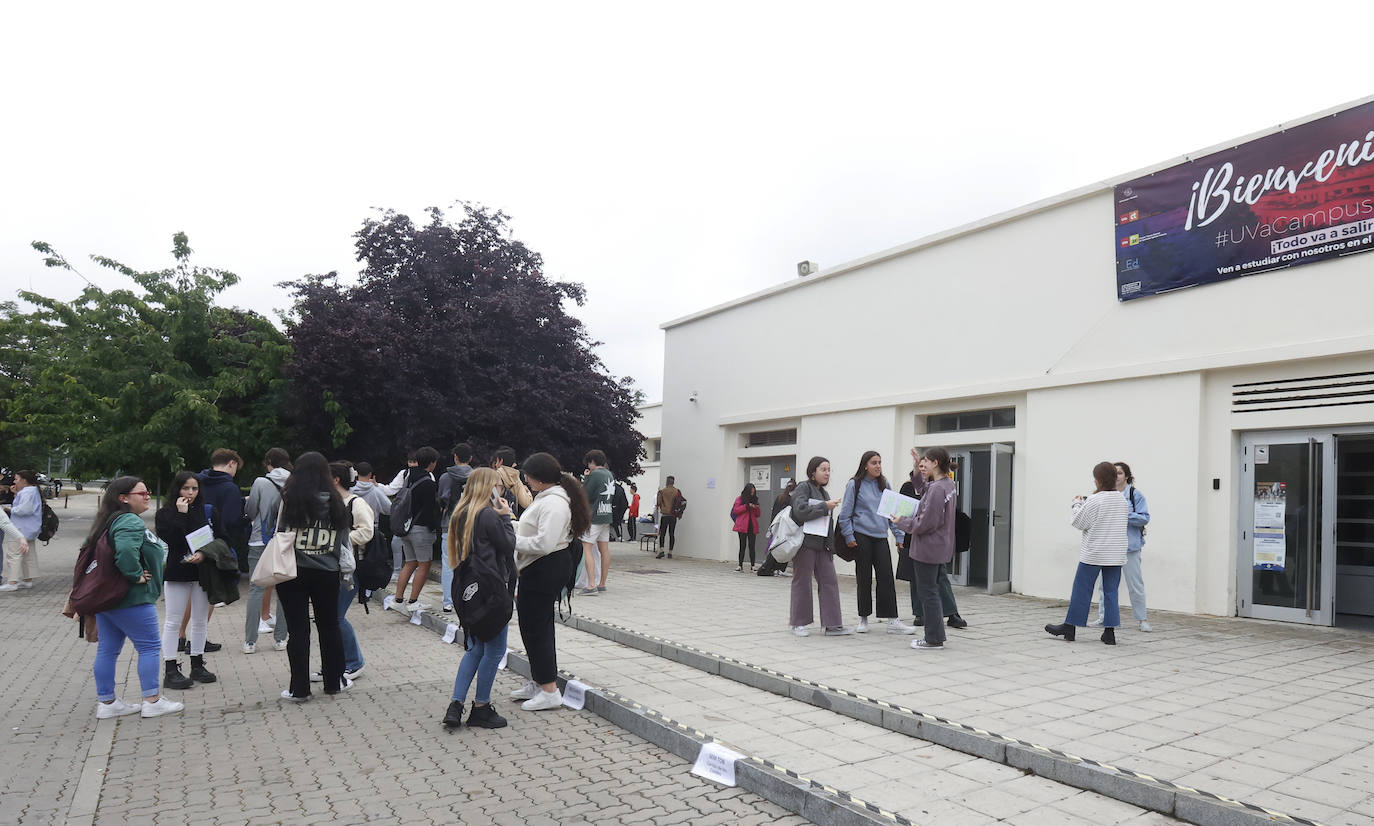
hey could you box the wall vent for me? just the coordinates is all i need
[1232,371,1374,413]
[746,428,797,447]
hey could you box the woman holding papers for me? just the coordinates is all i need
[837,452,916,635]
[787,457,853,637]
[155,471,221,690]
[891,447,957,651]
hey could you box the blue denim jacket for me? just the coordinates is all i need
[1124,485,1149,552]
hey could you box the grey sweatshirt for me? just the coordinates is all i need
[245,467,291,547]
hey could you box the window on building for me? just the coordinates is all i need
[925,407,1015,433]
[649,439,661,462]
[746,428,797,447]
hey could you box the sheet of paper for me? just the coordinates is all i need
[875,489,920,521]
[801,499,830,536]
[441,623,459,644]
[382,595,395,611]
[185,524,215,552]
[562,679,589,710]
[691,742,745,786]
[498,648,509,670]
[410,610,423,625]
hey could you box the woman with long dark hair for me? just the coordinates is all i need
[837,451,916,635]
[892,447,957,650]
[1045,461,1129,646]
[508,452,590,711]
[276,451,350,701]
[787,457,852,637]
[731,483,762,572]
[155,471,219,691]
[441,468,516,729]
[89,476,184,718]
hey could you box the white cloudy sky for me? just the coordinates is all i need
[3,2,1370,402]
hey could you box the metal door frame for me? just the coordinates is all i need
[987,443,1014,595]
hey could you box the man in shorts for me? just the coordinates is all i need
[394,447,439,612]
[579,450,615,595]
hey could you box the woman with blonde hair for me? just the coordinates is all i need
[441,468,516,729]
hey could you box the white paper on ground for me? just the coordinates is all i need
[562,680,588,710]
[382,595,395,611]
[801,499,829,536]
[441,623,459,644]
[691,742,745,786]
[410,610,422,625]
[185,524,215,552]
[498,649,509,670]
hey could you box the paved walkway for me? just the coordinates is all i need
[0,501,804,826]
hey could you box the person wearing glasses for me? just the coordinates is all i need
[90,477,185,719]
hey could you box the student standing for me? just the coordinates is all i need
[892,447,957,650]
[441,468,516,729]
[1092,462,1152,631]
[655,476,680,559]
[393,446,439,612]
[900,450,966,628]
[788,457,852,637]
[579,450,615,594]
[509,453,590,712]
[731,483,761,572]
[837,452,916,635]
[0,470,41,590]
[312,462,372,683]
[626,483,640,541]
[155,472,219,690]
[243,448,291,653]
[1045,461,1129,646]
[437,444,475,613]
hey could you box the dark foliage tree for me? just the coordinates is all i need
[1,235,291,487]
[283,205,644,478]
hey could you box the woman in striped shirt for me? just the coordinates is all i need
[1045,461,1129,645]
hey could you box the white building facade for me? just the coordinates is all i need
[656,96,1374,627]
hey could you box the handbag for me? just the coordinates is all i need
[251,512,297,587]
[832,480,860,562]
[70,516,131,615]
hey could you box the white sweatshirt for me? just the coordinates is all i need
[514,485,573,572]
[1070,491,1129,566]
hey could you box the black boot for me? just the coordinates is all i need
[655,551,665,559]
[947,614,968,629]
[164,660,193,690]
[189,654,217,684]
[1044,622,1076,642]
[1101,628,1116,646]
[465,703,508,729]
[442,700,465,728]
[203,640,222,652]
[177,637,189,653]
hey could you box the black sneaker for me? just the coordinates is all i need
[203,641,222,653]
[164,662,193,690]
[442,700,465,728]
[947,614,968,629]
[465,703,508,729]
[655,552,665,559]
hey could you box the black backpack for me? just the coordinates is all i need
[38,501,59,543]
[954,510,972,555]
[389,472,427,538]
[351,499,393,612]
[451,527,515,647]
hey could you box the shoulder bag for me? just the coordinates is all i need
[832,480,860,562]
[251,511,297,587]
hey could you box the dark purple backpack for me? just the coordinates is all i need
[70,517,130,615]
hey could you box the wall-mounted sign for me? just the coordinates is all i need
[749,465,771,491]
[1115,99,1374,301]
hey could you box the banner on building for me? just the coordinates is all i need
[1115,100,1374,301]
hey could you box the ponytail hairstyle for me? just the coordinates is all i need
[522,452,591,539]
[447,467,501,568]
[86,476,141,550]
[924,446,952,475]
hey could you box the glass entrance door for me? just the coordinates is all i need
[948,450,972,587]
[1238,432,1335,625]
[988,443,1014,595]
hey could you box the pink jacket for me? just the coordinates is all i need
[731,497,761,534]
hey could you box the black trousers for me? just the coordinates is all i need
[627,517,636,540]
[913,561,947,644]
[853,533,898,618]
[658,516,677,550]
[737,532,756,566]
[277,567,345,697]
[911,563,959,619]
[516,585,557,684]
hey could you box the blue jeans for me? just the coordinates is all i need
[338,578,363,673]
[94,603,162,701]
[244,545,288,646]
[451,624,508,704]
[440,532,454,607]
[1067,562,1122,627]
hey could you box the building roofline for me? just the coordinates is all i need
[661,93,1374,331]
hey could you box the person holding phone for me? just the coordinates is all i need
[1045,461,1129,645]
[155,471,219,690]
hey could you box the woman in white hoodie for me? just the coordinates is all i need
[507,452,590,712]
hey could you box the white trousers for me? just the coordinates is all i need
[162,580,210,658]
[1095,550,1147,621]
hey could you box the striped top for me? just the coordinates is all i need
[1070,491,1128,566]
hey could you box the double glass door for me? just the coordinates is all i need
[945,443,1013,594]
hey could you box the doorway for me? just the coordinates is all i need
[943,443,1013,594]
[1237,429,1374,626]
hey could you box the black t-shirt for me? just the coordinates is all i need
[408,469,439,531]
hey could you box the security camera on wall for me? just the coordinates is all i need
[797,260,818,277]
[688,391,699,403]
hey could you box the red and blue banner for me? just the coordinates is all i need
[1115,99,1374,301]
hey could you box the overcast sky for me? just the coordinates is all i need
[4,2,1371,403]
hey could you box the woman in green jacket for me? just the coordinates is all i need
[91,477,185,719]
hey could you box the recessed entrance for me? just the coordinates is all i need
[945,443,1013,595]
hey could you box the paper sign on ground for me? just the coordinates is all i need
[382,595,395,611]
[875,489,920,521]
[441,623,459,644]
[410,610,422,625]
[562,680,588,710]
[691,742,745,786]
[801,499,829,536]
[498,649,509,670]
[185,525,215,552]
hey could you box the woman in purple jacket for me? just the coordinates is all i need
[731,483,762,572]
[891,447,957,651]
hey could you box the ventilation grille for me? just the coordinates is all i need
[1233,371,1374,413]
[746,428,797,447]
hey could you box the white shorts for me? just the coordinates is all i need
[580,523,611,544]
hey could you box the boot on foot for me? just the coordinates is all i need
[442,700,465,728]
[189,655,217,684]
[1044,623,1076,642]
[1101,628,1116,645]
[466,703,508,728]
[163,660,193,690]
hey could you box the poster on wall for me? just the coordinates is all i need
[1253,481,1287,571]
[749,465,771,491]
[1115,99,1374,301]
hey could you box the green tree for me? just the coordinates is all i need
[0,234,291,488]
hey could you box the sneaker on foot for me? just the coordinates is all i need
[279,690,309,703]
[856,618,869,633]
[595,585,606,592]
[17,581,34,590]
[521,689,563,711]
[407,601,430,613]
[257,620,274,635]
[241,642,256,654]
[310,671,324,682]
[95,698,141,719]
[442,700,465,728]
[441,604,453,613]
[578,587,598,596]
[734,566,743,572]
[946,614,969,629]
[911,639,945,651]
[792,625,810,637]
[1088,617,1105,627]
[142,697,186,717]
[510,680,539,701]
[466,703,508,729]
[823,626,855,636]
[887,618,917,635]
[326,677,354,695]
[0,583,18,592]
[273,639,289,651]
[1139,620,1152,632]
[344,664,365,680]
[655,552,665,559]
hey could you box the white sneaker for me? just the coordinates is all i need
[95,698,141,719]
[911,639,945,651]
[823,626,855,636]
[241,642,256,654]
[521,689,563,711]
[510,680,539,701]
[264,614,276,628]
[257,620,274,635]
[141,697,185,717]
[0,583,19,592]
[273,639,289,651]
[344,664,365,680]
[1139,620,1153,632]
[887,618,917,635]
[331,678,354,693]
[17,581,34,590]
[792,626,810,637]
[1088,617,1105,627]
[310,671,324,682]
[407,601,430,613]
[856,618,869,633]
[280,690,309,703]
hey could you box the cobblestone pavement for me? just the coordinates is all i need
[394,540,1374,826]
[0,499,805,826]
